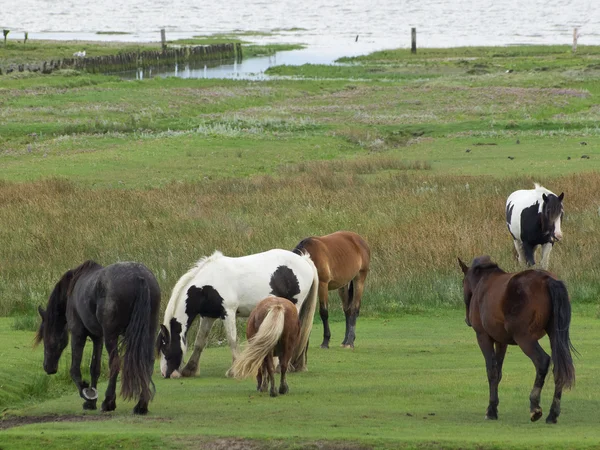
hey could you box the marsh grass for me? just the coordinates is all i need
[1,170,599,319]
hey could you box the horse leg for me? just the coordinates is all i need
[342,271,367,349]
[223,310,240,378]
[86,335,103,410]
[257,364,269,392]
[182,317,216,377]
[516,338,551,422]
[476,332,500,420]
[522,242,536,266]
[279,336,294,395]
[318,282,331,348]
[339,285,350,346]
[101,335,120,412]
[266,353,277,397]
[69,331,96,410]
[513,240,526,265]
[546,385,563,424]
[540,243,553,270]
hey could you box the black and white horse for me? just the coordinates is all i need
[157,249,319,379]
[506,183,564,269]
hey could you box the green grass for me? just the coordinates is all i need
[2,43,600,448]
[2,313,599,449]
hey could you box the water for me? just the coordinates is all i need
[2,0,598,79]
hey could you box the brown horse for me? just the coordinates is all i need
[458,256,576,424]
[231,296,300,397]
[293,231,370,349]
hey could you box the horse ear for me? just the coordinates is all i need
[558,192,564,201]
[542,193,548,203]
[457,258,469,274]
[38,305,46,319]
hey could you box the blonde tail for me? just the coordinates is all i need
[232,305,285,379]
[292,254,319,368]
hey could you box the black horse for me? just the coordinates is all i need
[36,260,161,414]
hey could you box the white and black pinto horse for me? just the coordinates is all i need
[506,183,564,269]
[157,249,319,379]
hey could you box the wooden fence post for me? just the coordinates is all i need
[411,28,417,54]
[161,29,166,51]
[572,28,578,53]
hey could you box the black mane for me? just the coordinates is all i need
[67,260,102,297]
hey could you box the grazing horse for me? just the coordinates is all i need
[506,183,564,269]
[36,261,161,414]
[458,256,576,424]
[156,249,318,379]
[232,296,300,397]
[293,231,370,349]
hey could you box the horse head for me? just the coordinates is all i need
[35,270,73,374]
[458,256,502,327]
[541,192,564,243]
[157,321,185,379]
[457,258,473,327]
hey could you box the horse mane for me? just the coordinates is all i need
[67,260,103,297]
[534,182,553,196]
[470,256,504,274]
[163,251,224,322]
[35,264,85,346]
[292,237,314,256]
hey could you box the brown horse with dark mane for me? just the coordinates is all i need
[231,296,300,397]
[458,256,576,424]
[293,231,370,349]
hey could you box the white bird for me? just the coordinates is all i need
[73,50,86,58]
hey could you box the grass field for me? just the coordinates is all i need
[1,41,600,448]
[2,313,600,449]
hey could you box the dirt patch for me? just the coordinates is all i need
[174,437,373,450]
[0,414,110,431]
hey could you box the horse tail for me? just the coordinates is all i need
[232,305,286,379]
[292,254,319,369]
[121,276,156,402]
[547,278,576,390]
[348,279,355,306]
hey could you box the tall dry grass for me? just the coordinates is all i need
[1,166,599,319]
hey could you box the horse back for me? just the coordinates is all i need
[75,263,160,337]
[502,270,553,340]
[294,231,369,286]
[247,297,299,348]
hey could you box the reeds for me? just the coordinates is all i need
[2,168,598,319]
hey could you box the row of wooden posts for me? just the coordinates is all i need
[409,27,581,54]
[0,40,242,76]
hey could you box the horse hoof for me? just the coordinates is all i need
[320,344,329,349]
[545,415,557,424]
[531,408,543,422]
[170,370,182,379]
[83,387,98,400]
[133,405,148,415]
[484,415,498,420]
[181,364,198,377]
[82,400,97,411]
[270,391,278,398]
[101,399,116,412]
[341,344,354,349]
